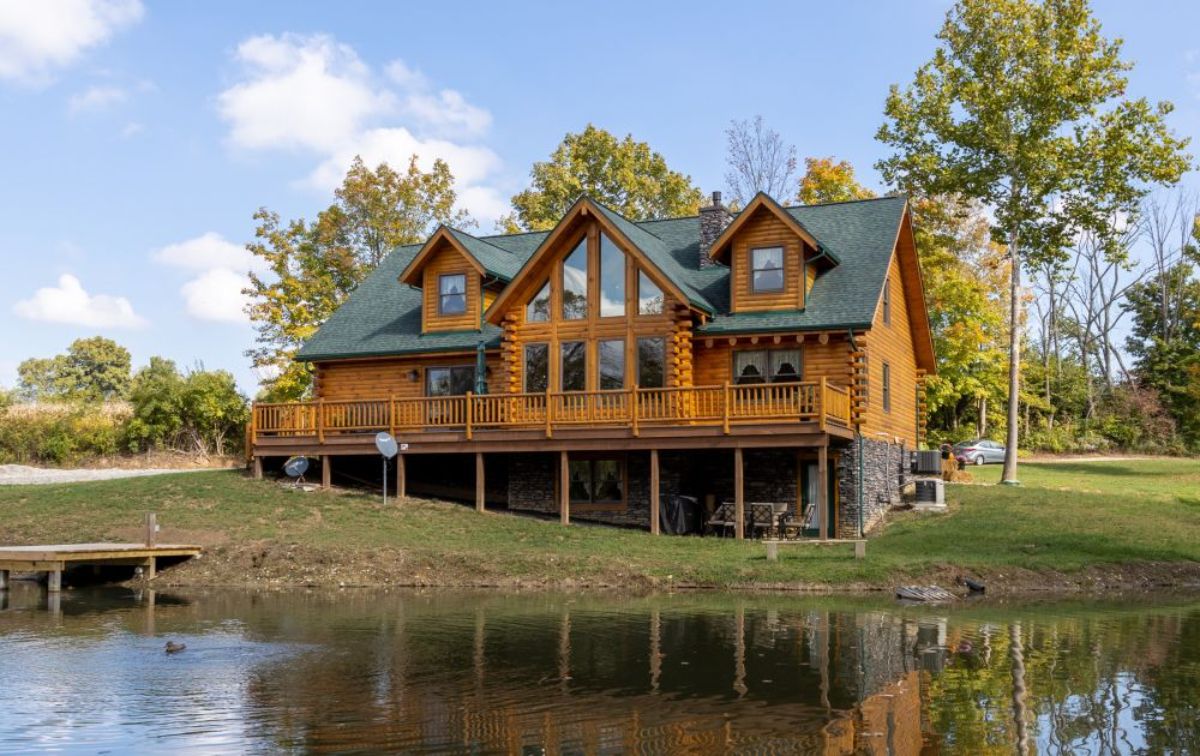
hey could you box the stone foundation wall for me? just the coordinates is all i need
[836,437,906,538]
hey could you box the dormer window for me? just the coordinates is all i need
[562,238,588,320]
[751,247,784,293]
[438,273,467,315]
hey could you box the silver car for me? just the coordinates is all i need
[953,439,1006,466]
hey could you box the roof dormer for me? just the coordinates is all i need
[398,226,516,334]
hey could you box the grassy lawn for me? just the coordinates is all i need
[0,458,1197,589]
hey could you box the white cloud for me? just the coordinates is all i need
[153,232,264,324]
[67,83,126,113]
[217,33,393,153]
[180,267,251,324]
[153,231,264,273]
[217,34,507,226]
[0,0,143,85]
[13,273,146,328]
[120,120,143,137]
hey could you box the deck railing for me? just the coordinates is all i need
[251,380,851,443]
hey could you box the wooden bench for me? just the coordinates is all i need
[763,539,867,561]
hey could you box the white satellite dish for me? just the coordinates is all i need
[283,456,309,478]
[375,432,399,459]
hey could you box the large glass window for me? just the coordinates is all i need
[734,349,802,385]
[438,273,467,315]
[560,341,586,391]
[526,280,551,323]
[426,365,475,396]
[599,233,625,317]
[568,457,625,506]
[598,339,625,390]
[637,337,665,388]
[524,343,548,393]
[561,238,588,320]
[638,270,664,315]
[751,247,784,293]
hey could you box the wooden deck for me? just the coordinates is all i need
[0,543,202,592]
[250,380,853,457]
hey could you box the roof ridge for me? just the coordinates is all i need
[784,194,907,210]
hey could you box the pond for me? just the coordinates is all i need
[1,585,1198,753]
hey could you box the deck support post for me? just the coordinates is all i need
[734,447,745,541]
[475,452,485,512]
[144,557,156,581]
[322,456,332,488]
[817,444,829,541]
[47,569,62,593]
[559,451,570,526]
[0,569,8,591]
[397,454,406,500]
[649,449,660,535]
[795,449,804,518]
[252,456,263,480]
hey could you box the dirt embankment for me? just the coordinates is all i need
[147,540,1200,596]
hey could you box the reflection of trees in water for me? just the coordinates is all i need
[43,590,1186,754]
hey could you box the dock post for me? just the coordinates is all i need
[559,451,570,526]
[47,569,62,593]
[475,452,485,512]
[649,449,660,535]
[734,447,745,540]
[252,456,263,480]
[0,569,8,591]
[145,557,156,581]
[817,445,829,541]
[144,512,157,547]
[322,455,332,489]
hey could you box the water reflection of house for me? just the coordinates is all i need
[238,602,934,753]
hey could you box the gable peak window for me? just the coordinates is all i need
[527,279,551,323]
[561,237,588,320]
[438,273,467,315]
[637,270,664,315]
[599,233,626,317]
[751,247,784,293]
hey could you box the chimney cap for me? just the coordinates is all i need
[711,191,722,207]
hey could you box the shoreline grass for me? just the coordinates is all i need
[0,459,1198,592]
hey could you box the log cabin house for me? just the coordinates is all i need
[249,192,935,538]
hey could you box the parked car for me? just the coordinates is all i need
[953,439,1006,466]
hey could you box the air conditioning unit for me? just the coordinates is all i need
[912,450,942,476]
[914,478,945,508]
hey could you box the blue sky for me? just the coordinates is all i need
[2,0,1198,394]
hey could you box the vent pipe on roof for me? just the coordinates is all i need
[698,191,732,269]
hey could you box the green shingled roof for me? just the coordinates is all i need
[297,195,908,362]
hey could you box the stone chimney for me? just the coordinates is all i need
[698,191,732,268]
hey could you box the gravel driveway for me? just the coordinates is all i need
[0,465,217,486]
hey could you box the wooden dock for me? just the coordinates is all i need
[0,543,201,592]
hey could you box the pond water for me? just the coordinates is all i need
[1,586,1198,754]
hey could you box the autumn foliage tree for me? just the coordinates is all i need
[502,125,703,232]
[877,0,1190,482]
[244,156,469,399]
[797,157,876,205]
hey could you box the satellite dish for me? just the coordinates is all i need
[283,457,309,477]
[375,432,399,459]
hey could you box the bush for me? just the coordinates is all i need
[0,404,126,466]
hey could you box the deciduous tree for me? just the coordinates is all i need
[502,125,703,232]
[877,0,1190,482]
[797,157,876,205]
[724,116,797,207]
[16,337,132,401]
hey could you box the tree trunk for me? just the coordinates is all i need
[1002,234,1021,484]
[978,396,988,438]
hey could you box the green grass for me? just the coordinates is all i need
[1,458,1198,589]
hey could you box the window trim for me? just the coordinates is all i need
[750,246,785,294]
[437,272,469,316]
